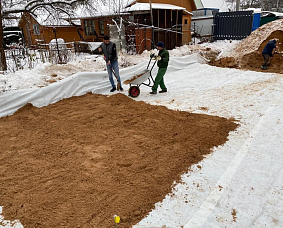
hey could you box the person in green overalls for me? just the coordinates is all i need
[150,41,169,94]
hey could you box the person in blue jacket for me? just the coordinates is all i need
[261,39,278,70]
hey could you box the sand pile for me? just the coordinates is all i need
[0,93,237,228]
[211,19,283,73]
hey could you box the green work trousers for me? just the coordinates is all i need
[152,68,167,92]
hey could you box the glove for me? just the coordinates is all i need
[156,56,161,61]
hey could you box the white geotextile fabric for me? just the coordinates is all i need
[0,53,207,118]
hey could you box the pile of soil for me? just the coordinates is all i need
[211,57,239,69]
[210,19,283,73]
[0,93,238,228]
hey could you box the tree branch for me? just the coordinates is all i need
[2,0,86,15]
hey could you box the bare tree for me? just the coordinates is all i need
[95,0,132,53]
[0,0,92,71]
[226,0,283,10]
[0,0,7,71]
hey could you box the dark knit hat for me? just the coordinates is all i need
[157,41,164,48]
[104,35,110,40]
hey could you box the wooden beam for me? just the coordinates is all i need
[176,10,178,46]
[165,9,166,47]
[158,9,159,43]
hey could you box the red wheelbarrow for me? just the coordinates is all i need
[124,58,157,98]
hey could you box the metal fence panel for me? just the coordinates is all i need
[213,11,253,40]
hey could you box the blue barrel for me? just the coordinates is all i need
[252,13,261,31]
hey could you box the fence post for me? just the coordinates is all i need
[194,22,196,45]
[53,27,62,64]
[144,19,146,51]
[0,0,7,71]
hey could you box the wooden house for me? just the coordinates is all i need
[79,15,115,42]
[72,0,197,52]
[18,12,82,48]
[18,0,197,52]
[126,0,197,52]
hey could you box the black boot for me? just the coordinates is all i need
[110,87,116,92]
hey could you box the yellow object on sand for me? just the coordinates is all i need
[114,215,120,223]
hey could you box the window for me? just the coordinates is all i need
[184,19,188,25]
[84,20,96,36]
[33,24,40,35]
[99,20,104,35]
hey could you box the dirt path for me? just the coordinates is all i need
[0,93,237,228]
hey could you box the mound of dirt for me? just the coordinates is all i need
[0,93,238,228]
[233,20,283,57]
[210,57,239,68]
[211,19,283,73]
[241,50,283,73]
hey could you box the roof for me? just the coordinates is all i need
[2,13,21,27]
[21,11,81,26]
[126,3,186,11]
[246,8,262,13]
[74,5,116,18]
[3,18,20,27]
[194,0,228,12]
[246,8,283,17]
[262,11,283,17]
[37,17,81,26]
[70,2,135,19]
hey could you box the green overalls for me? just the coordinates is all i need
[152,48,169,92]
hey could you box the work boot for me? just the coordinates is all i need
[149,91,157,94]
[120,87,124,91]
[110,87,116,92]
[159,90,167,93]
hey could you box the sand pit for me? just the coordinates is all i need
[210,20,283,73]
[0,93,237,228]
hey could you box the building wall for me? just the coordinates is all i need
[182,15,192,44]
[19,13,81,47]
[81,18,111,42]
[132,9,183,50]
[191,16,214,40]
[42,27,81,44]
[133,1,195,44]
[135,28,153,53]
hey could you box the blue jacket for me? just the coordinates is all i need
[262,40,276,57]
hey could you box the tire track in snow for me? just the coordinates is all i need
[184,83,283,228]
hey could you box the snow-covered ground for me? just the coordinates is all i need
[0,41,239,93]
[1,41,282,227]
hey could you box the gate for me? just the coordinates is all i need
[213,11,254,40]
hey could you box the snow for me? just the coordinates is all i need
[84,42,101,51]
[197,0,229,12]
[1,41,239,93]
[232,19,283,57]
[2,0,79,15]
[126,3,186,11]
[201,40,241,58]
[246,8,262,13]
[262,11,283,17]
[1,41,283,227]
[73,0,132,19]
[2,19,20,27]
[34,12,78,26]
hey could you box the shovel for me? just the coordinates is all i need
[111,67,121,91]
